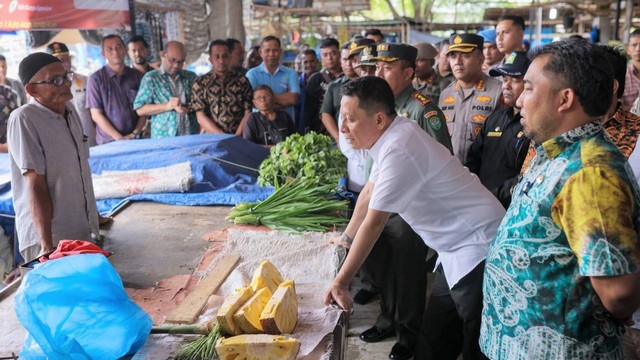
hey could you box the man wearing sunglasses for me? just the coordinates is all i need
[133,41,199,139]
[7,52,99,262]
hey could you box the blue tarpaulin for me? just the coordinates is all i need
[0,134,274,234]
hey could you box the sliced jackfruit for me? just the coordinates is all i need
[215,334,301,360]
[233,287,272,334]
[250,260,284,293]
[259,280,298,334]
[217,286,255,335]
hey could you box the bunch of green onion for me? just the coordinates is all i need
[227,179,348,233]
[174,323,222,360]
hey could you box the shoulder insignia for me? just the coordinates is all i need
[471,114,487,123]
[424,110,438,119]
[476,95,491,103]
[428,116,442,131]
[443,96,455,104]
[411,91,432,106]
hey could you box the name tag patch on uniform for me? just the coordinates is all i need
[424,110,438,118]
[487,131,502,137]
[472,105,493,111]
[428,116,442,131]
[443,96,455,104]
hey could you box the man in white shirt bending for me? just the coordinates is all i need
[325,76,505,360]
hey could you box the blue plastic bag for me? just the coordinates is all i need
[14,254,152,359]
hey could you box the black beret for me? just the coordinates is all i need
[19,52,61,85]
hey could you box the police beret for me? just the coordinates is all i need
[349,38,376,57]
[356,44,377,68]
[373,43,418,63]
[489,51,530,77]
[46,42,70,57]
[447,33,484,54]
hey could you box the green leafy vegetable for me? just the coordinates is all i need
[227,178,348,233]
[258,132,347,187]
[175,323,222,360]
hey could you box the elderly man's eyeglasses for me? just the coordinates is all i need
[30,72,74,86]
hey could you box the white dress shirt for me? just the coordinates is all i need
[368,116,505,288]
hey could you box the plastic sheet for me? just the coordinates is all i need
[14,254,152,359]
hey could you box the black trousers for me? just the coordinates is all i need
[414,261,488,360]
[359,214,429,348]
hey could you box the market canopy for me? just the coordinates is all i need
[0,0,130,30]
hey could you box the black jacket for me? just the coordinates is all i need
[465,107,530,208]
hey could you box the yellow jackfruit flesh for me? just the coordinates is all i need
[249,260,284,293]
[215,334,301,360]
[233,287,272,334]
[217,286,255,335]
[259,280,298,334]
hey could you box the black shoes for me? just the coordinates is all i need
[353,289,376,305]
[359,326,395,343]
[388,343,414,360]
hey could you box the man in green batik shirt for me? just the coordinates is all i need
[374,43,453,154]
[480,39,640,360]
[134,41,199,138]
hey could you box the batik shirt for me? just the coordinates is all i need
[0,85,18,143]
[190,71,253,134]
[133,67,199,138]
[603,102,640,158]
[480,122,640,360]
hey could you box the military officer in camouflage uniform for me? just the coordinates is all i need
[375,43,453,153]
[439,33,503,163]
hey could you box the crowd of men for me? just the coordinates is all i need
[1,12,640,360]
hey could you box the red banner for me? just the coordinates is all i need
[0,0,130,30]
